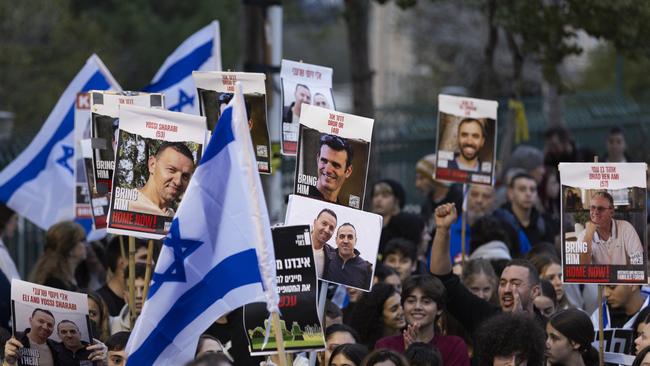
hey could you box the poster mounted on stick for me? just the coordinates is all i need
[193,71,272,174]
[285,194,382,292]
[106,105,206,239]
[243,225,325,355]
[11,279,92,365]
[434,94,498,185]
[559,162,647,284]
[90,91,165,229]
[280,60,335,156]
[294,105,373,209]
[73,93,93,227]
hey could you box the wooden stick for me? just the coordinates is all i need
[271,311,288,366]
[128,236,136,328]
[309,282,328,366]
[142,240,155,302]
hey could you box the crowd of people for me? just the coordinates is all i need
[0,125,649,365]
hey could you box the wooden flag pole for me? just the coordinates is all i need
[142,239,155,302]
[128,236,136,328]
[592,156,604,366]
[271,311,288,366]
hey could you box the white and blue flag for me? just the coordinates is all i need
[143,20,221,114]
[0,55,121,230]
[126,83,279,366]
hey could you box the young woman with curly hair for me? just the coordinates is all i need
[349,283,406,349]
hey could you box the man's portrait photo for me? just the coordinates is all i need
[285,195,382,292]
[576,191,644,266]
[113,131,200,217]
[295,128,370,209]
[283,83,311,125]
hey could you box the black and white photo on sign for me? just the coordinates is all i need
[285,194,382,292]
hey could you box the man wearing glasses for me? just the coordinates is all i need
[577,191,643,265]
[310,134,354,204]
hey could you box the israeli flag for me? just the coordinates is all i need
[144,20,221,114]
[0,55,121,230]
[126,83,278,365]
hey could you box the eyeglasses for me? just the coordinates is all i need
[590,205,612,212]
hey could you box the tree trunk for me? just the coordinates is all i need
[499,31,525,176]
[476,0,499,98]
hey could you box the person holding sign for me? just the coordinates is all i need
[448,118,486,172]
[577,191,644,265]
[129,142,196,217]
[309,134,353,204]
[323,223,372,290]
[4,309,58,366]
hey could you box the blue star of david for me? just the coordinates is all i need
[169,89,195,112]
[55,145,74,175]
[147,219,202,298]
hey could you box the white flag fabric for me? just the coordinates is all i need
[126,83,278,365]
[143,20,221,114]
[0,55,121,230]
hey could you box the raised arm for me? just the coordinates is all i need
[429,203,457,275]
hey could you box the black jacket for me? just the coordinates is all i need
[324,249,372,290]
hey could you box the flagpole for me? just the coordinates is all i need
[128,236,136,328]
[142,239,155,302]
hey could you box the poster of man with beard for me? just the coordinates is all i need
[434,94,497,185]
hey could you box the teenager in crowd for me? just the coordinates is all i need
[329,343,369,366]
[361,349,409,366]
[546,309,599,366]
[350,283,405,350]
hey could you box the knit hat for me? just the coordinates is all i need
[507,145,544,173]
[469,240,512,261]
[372,179,406,209]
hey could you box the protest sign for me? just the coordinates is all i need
[74,93,93,226]
[559,163,647,284]
[90,91,164,229]
[244,225,325,355]
[434,94,498,185]
[294,105,373,209]
[11,279,92,365]
[106,105,206,239]
[285,194,382,291]
[280,60,335,156]
[79,139,109,230]
[193,71,271,174]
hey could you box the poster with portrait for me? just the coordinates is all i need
[106,105,206,240]
[285,194,382,292]
[11,279,92,365]
[193,71,271,174]
[90,91,165,228]
[294,105,373,209]
[243,225,325,355]
[559,163,647,284]
[79,139,109,230]
[73,93,93,228]
[434,94,498,185]
[280,60,335,156]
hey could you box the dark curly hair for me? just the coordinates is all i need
[474,312,545,366]
[349,283,401,349]
[549,309,599,365]
[361,348,409,366]
[329,343,368,366]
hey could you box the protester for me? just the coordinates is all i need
[328,343,368,366]
[373,263,402,294]
[186,352,234,366]
[325,300,344,328]
[544,126,578,169]
[468,216,513,274]
[28,221,86,291]
[634,309,650,354]
[87,292,111,342]
[461,259,498,304]
[493,172,556,254]
[0,204,18,331]
[321,324,360,366]
[361,349,409,366]
[404,342,442,366]
[110,263,147,333]
[546,309,599,366]
[528,253,570,310]
[349,283,405,349]
[382,238,419,282]
[75,240,107,292]
[374,274,470,365]
[601,126,630,162]
[97,236,149,317]
[590,285,649,330]
[429,203,545,335]
[473,312,546,366]
[106,331,130,366]
[534,279,558,318]
[194,334,232,361]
